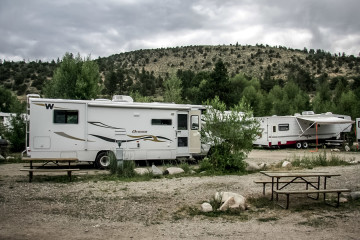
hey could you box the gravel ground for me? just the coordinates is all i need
[0,149,359,240]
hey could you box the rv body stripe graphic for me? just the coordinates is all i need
[54,132,94,142]
[88,122,126,131]
[90,134,172,143]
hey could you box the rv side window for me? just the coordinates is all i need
[178,114,188,130]
[191,115,199,130]
[151,119,172,125]
[273,126,276,132]
[54,110,78,124]
[278,124,289,131]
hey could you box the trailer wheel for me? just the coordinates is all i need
[96,151,111,169]
[302,141,309,149]
[296,142,302,149]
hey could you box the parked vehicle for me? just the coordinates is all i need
[253,111,354,149]
[25,94,207,168]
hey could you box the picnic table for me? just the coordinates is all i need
[258,171,350,209]
[21,158,80,182]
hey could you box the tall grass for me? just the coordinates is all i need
[109,155,136,178]
[289,150,350,169]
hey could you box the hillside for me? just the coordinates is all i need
[1,44,360,99]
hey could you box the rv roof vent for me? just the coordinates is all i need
[294,113,300,116]
[325,112,333,115]
[302,111,315,115]
[112,95,134,103]
[94,98,110,101]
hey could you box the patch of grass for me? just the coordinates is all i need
[298,216,335,228]
[285,150,351,169]
[257,216,279,222]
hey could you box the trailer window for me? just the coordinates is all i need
[278,124,289,131]
[54,110,78,124]
[178,114,188,130]
[191,115,199,130]
[273,126,276,132]
[151,119,172,125]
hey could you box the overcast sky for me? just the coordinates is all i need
[1,0,359,62]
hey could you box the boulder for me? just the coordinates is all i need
[345,145,350,152]
[151,164,163,175]
[245,161,260,171]
[215,192,247,211]
[331,148,340,152]
[163,167,184,175]
[350,191,360,200]
[201,202,213,212]
[282,161,292,168]
[134,168,150,175]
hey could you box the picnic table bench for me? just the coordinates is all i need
[21,157,79,182]
[274,188,351,209]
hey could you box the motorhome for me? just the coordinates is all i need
[25,95,207,168]
[253,111,354,149]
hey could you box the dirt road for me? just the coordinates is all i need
[0,149,359,240]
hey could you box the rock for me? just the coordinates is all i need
[151,164,163,175]
[331,148,340,152]
[0,155,4,160]
[134,168,150,175]
[201,202,213,212]
[245,161,260,171]
[345,145,350,152]
[163,167,184,175]
[282,161,292,168]
[258,163,266,169]
[350,191,360,200]
[339,197,348,203]
[215,192,247,211]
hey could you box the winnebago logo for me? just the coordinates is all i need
[45,103,54,109]
[34,103,65,110]
[132,130,148,134]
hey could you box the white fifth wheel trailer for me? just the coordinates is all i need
[25,95,207,168]
[253,111,354,149]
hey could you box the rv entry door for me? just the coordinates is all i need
[176,112,189,156]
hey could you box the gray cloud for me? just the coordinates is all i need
[0,0,359,61]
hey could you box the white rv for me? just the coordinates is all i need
[25,95,207,168]
[253,111,354,149]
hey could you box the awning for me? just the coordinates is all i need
[296,116,354,125]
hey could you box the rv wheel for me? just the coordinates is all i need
[96,152,111,169]
[296,142,302,149]
[302,141,309,149]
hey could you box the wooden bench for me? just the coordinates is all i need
[20,168,80,182]
[273,189,351,209]
[254,180,318,195]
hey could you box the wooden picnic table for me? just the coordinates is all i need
[259,171,350,209]
[22,157,78,169]
[260,171,340,200]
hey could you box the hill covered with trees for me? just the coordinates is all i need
[1,44,360,120]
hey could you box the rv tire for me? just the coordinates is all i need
[296,142,302,149]
[302,141,309,149]
[96,151,112,169]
